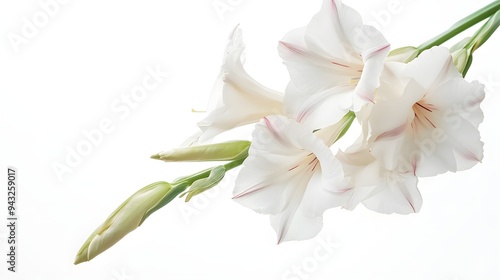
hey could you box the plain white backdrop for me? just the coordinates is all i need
[1,0,499,279]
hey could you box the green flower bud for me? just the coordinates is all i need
[451,47,472,75]
[151,140,250,162]
[74,181,172,265]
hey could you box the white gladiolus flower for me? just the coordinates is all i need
[366,47,485,177]
[194,26,284,144]
[278,0,390,129]
[334,47,484,214]
[233,115,351,243]
[74,182,172,264]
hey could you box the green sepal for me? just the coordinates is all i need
[450,10,499,76]
[180,166,226,202]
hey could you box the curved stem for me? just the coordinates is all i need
[417,1,500,53]
[467,9,500,52]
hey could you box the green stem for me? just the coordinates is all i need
[335,111,356,142]
[467,9,500,52]
[417,1,500,53]
[172,156,246,186]
[223,156,246,170]
[140,157,247,224]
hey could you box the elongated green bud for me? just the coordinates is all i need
[451,11,500,76]
[74,181,173,265]
[151,140,251,162]
[76,148,249,265]
[451,47,472,75]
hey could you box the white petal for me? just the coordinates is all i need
[362,174,422,214]
[278,39,358,94]
[324,0,391,106]
[375,61,408,102]
[404,46,460,91]
[271,167,347,243]
[304,0,360,61]
[411,135,457,176]
[368,81,425,171]
[233,167,301,215]
[302,170,350,217]
[353,39,390,108]
[197,26,284,143]
[180,130,203,147]
[336,149,378,210]
[426,79,485,128]
[282,82,305,120]
[369,91,414,141]
[415,118,483,177]
[270,188,322,243]
[337,146,422,214]
[294,86,352,129]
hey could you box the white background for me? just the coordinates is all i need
[1,0,499,279]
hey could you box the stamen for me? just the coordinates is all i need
[424,116,436,128]
[288,165,299,171]
[308,157,317,165]
[416,102,432,112]
[331,61,349,68]
[311,160,319,172]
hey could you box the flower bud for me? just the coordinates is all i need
[451,47,472,75]
[74,181,172,264]
[151,140,250,162]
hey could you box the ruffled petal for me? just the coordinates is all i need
[414,117,483,177]
[426,79,485,128]
[404,46,459,92]
[196,26,284,143]
[270,186,322,243]
[361,174,422,214]
[301,169,350,217]
[270,170,349,243]
[337,146,422,214]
